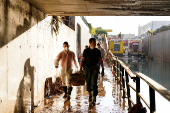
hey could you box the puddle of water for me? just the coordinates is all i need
[33,62,128,113]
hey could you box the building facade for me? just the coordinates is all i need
[138,21,170,37]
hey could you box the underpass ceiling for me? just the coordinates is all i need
[26,0,170,16]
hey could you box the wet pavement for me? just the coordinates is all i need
[33,62,128,113]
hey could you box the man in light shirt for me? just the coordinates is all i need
[54,41,78,100]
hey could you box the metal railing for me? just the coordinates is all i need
[109,52,170,113]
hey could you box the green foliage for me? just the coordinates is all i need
[153,25,170,35]
[81,16,96,34]
[81,16,88,25]
[153,31,156,35]
[88,23,92,30]
[91,27,96,34]
[155,28,160,33]
[95,27,107,35]
[96,27,102,29]
[52,16,60,35]
[160,25,170,32]
[81,16,108,35]
[118,32,121,39]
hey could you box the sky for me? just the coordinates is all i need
[86,16,170,36]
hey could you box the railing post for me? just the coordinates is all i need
[149,87,156,113]
[122,67,125,98]
[115,58,118,80]
[114,60,116,74]
[118,61,120,80]
[136,76,140,104]
[125,71,131,108]
[120,65,122,82]
[119,65,122,90]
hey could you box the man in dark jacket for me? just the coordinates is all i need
[80,38,104,106]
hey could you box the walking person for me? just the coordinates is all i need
[54,41,78,100]
[80,38,104,106]
[101,33,105,44]
[97,43,105,59]
[97,34,101,43]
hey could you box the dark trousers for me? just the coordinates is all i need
[84,66,99,96]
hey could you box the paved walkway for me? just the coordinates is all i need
[33,62,128,113]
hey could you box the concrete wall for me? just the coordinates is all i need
[0,0,90,113]
[142,30,170,62]
[75,16,90,54]
[0,0,57,112]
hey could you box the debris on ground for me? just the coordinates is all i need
[53,77,63,95]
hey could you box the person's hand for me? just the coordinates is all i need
[101,68,104,77]
[75,67,79,72]
[80,67,83,73]
[55,66,58,68]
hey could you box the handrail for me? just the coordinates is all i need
[108,51,170,113]
[136,73,170,102]
[110,51,135,78]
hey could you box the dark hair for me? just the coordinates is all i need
[85,45,88,48]
[89,38,96,43]
[97,43,100,46]
[63,41,68,45]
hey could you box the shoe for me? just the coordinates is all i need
[68,87,73,95]
[66,87,73,101]
[63,86,67,98]
[89,96,92,101]
[91,100,96,106]
[45,94,50,99]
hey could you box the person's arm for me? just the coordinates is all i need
[99,57,104,77]
[73,53,78,68]
[80,57,85,71]
[99,57,104,69]
[80,49,86,71]
[54,52,62,68]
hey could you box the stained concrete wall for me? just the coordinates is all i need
[0,0,57,112]
[142,30,170,62]
[75,16,90,53]
[0,0,90,113]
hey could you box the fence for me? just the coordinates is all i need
[108,52,170,113]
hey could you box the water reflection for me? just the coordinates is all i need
[33,62,128,113]
[119,56,170,91]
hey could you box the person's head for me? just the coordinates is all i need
[89,38,96,49]
[97,43,100,48]
[63,41,69,51]
[85,45,88,49]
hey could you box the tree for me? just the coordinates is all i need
[118,32,121,39]
[160,25,170,32]
[153,25,170,35]
[95,27,107,36]
[91,27,95,34]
